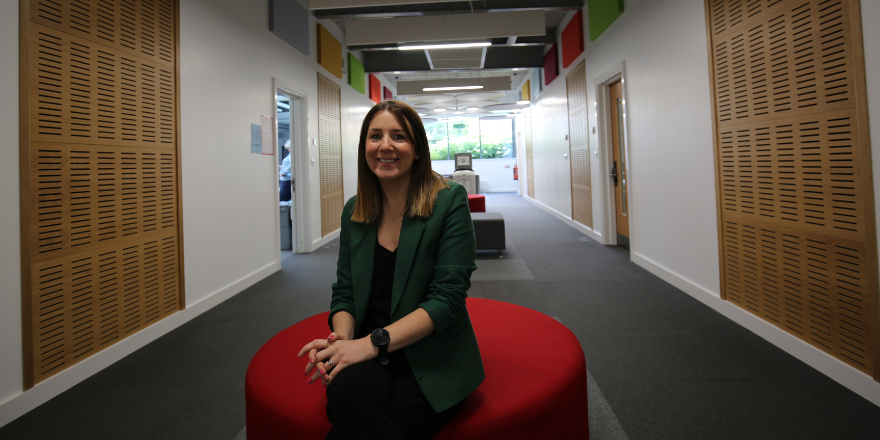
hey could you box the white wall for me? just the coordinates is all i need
[528,0,718,290]
[524,0,880,406]
[863,1,880,295]
[432,158,518,193]
[0,0,23,413]
[0,0,378,426]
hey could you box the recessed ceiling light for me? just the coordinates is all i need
[517,100,530,105]
[512,108,522,112]
[418,113,426,117]
[467,106,479,111]
[399,42,491,50]
[434,107,447,112]
[506,113,516,118]
[453,111,464,115]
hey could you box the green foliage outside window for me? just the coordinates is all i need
[423,117,515,160]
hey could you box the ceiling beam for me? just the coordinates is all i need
[363,46,543,72]
[364,50,432,72]
[483,46,544,69]
[345,10,545,46]
[312,0,584,18]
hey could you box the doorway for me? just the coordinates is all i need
[276,91,295,257]
[274,79,307,257]
[608,79,629,250]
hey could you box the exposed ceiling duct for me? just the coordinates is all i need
[363,46,544,72]
[343,10,545,46]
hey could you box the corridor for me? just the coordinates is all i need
[1,194,878,440]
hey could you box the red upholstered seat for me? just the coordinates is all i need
[245,298,589,439]
[467,194,486,212]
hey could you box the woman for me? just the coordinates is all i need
[297,100,484,439]
[279,140,292,202]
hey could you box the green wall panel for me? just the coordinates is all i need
[587,0,624,41]
[348,53,365,94]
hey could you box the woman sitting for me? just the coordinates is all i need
[297,100,484,439]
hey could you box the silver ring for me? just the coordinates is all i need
[325,359,334,368]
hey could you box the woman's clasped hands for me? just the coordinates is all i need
[297,332,378,387]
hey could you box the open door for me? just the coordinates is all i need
[608,80,629,250]
[277,91,296,254]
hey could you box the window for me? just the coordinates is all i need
[423,117,515,160]
[479,118,515,159]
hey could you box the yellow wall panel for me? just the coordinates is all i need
[317,24,343,79]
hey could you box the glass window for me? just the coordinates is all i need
[448,118,481,158]
[420,116,516,160]
[424,119,449,161]
[479,118,515,159]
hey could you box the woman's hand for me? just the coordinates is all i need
[298,332,343,385]
[312,337,378,386]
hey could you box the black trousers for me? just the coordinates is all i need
[279,179,292,202]
[325,353,462,440]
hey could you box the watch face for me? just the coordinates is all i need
[371,328,390,346]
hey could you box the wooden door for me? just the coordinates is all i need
[609,80,629,248]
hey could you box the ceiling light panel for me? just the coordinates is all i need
[309,0,461,9]
[345,10,545,46]
[396,76,511,95]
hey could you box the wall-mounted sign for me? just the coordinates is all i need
[251,124,262,154]
[261,115,275,155]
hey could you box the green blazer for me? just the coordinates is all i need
[329,181,485,413]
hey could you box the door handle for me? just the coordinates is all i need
[291,177,295,193]
[610,161,618,186]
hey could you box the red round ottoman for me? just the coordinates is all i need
[467,194,486,212]
[245,298,589,439]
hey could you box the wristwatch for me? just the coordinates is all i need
[370,328,390,365]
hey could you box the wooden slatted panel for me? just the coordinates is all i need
[722,220,872,371]
[525,110,534,199]
[706,0,878,377]
[718,109,865,238]
[711,0,857,125]
[21,0,182,387]
[31,0,175,67]
[30,144,178,262]
[567,60,592,228]
[318,73,343,236]
[31,232,180,380]
[29,24,176,147]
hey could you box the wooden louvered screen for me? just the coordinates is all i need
[567,60,592,228]
[525,110,535,199]
[705,0,879,379]
[20,0,182,388]
[318,73,343,236]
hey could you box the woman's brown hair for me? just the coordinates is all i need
[351,100,448,224]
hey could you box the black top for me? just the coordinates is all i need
[359,240,396,339]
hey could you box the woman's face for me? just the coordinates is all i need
[365,110,417,186]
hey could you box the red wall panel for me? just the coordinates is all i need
[561,10,584,68]
[544,43,559,86]
[369,74,381,103]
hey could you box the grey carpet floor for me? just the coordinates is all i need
[1,193,879,440]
